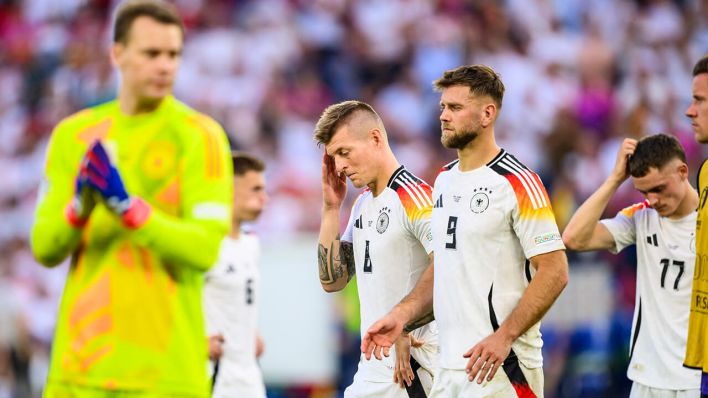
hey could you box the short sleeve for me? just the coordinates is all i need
[600,202,644,254]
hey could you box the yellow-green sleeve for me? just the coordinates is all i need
[131,117,233,271]
[30,122,83,266]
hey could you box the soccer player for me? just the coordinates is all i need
[314,100,438,397]
[563,134,701,397]
[686,54,708,397]
[203,152,268,398]
[361,65,569,397]
[29,1,233,397]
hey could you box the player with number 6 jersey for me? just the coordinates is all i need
[203,153,269,398]
[314,100,438,397]
[563,135,700,397]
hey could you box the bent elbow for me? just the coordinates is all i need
[561,233,584,251]
[321,282,344,293]
[31,247,66,268]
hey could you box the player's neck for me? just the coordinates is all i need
[670,182,700,219]
[229,221,242,239]
[456,130,500,172]
[370,155,401,197]
[118,91,165,115]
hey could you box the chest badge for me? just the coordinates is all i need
[470,187,491,214]
[377,207,391,234]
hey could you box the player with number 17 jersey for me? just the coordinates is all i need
[342,166,438,385]
[601,201,700,389]
[432,150,565,378]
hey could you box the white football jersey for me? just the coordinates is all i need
[432,151,565,371]
[342,166,437,382]
[203,234,266,398]
[601,201,701,389]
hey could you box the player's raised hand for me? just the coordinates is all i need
[463,330,513,384]
[361,312,405,361]
[609,138,638,185]
[321,152,346,210]
[85,140,151,228]
[85,141,131,214]
[66,153,96,226]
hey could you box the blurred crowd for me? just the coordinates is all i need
[0,0,706,396]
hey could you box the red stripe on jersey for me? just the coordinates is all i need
[394,181,433,223]
[619,200,651,218]
[490,157,554,220]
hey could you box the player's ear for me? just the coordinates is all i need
[369,128,383,147]
[110,43,124,68]
[678,162,689,179]
[481,103,497,128]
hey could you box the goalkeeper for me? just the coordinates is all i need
[30,1,232,397]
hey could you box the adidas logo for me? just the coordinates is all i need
[646,234,658,247]
[354,215,363,229]
[434,195,443,208]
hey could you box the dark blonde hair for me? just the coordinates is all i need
[232,151,265,176]
[433,65,505,109]
[313,100,381,146]
[113,0,184,44]
[694,55,708,77]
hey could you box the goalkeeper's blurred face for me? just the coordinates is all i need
[233,170,268,223]
[112,16,183,106]
[632,159,689,218]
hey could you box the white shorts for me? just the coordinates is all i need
[344,358,434,398]
[629,382,701,398]
[429,361,543,398]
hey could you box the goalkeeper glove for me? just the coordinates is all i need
[85,140,151,228]
[65,154,95,227]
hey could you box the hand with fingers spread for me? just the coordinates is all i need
[393,333,414,388]
[393,333,425,388]
[361,311,406,361]
[463,330,513,384]
[321,152,347,211]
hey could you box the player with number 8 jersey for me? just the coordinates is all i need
[314,100,438,397]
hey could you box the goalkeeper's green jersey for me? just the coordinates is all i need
[31,96,233,397]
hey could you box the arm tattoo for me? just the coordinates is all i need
[318,244,332,283]
[318,235,353,285]
[340,241,355,281]
[403,311,435,333]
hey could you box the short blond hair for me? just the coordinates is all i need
[313,100,381,146]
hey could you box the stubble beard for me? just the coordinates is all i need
[441,126,479,150]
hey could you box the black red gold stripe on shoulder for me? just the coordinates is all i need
[188,115,224,179]
[388,168,433,211]
[435,159,459,179]
[489,153,549,210]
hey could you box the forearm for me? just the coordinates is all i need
[318,207,353,291]
[562,177,621,250]
[131,208,227,271]
[395,261,435,330]
[30,198,83,267]
[497,251,568,342]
